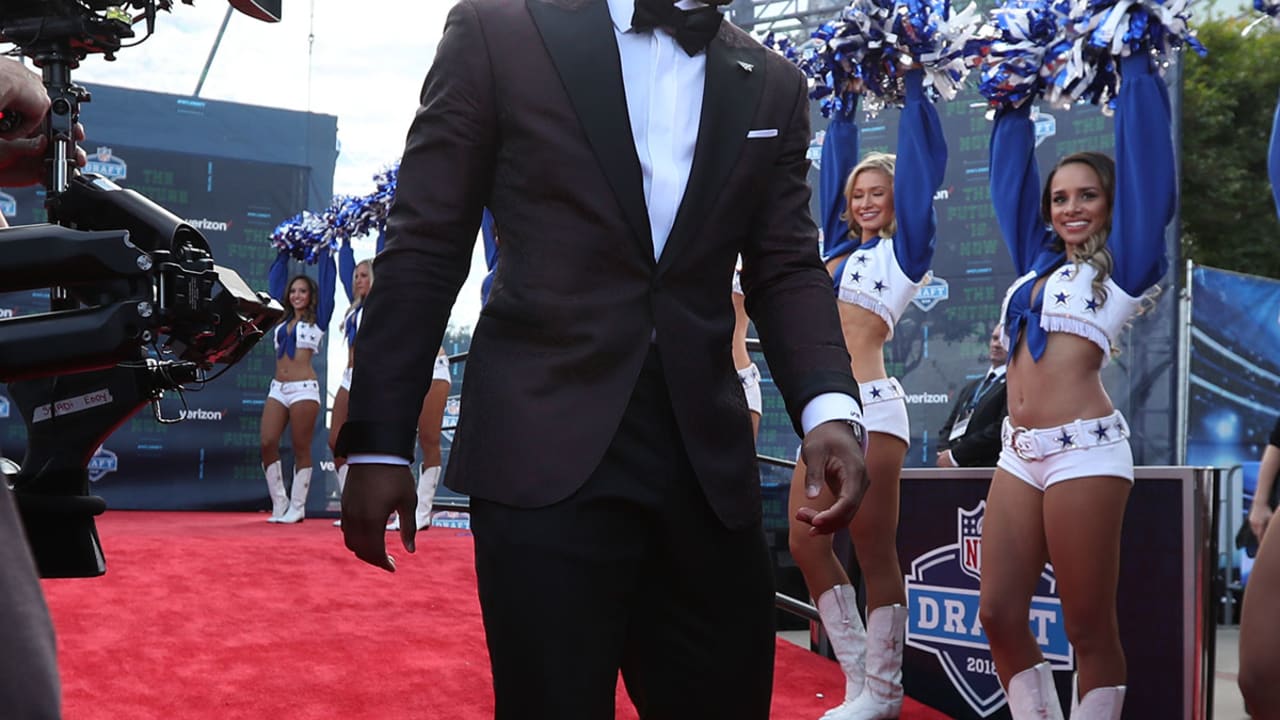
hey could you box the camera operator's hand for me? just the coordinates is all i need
[0,57,49,139]
[0,57,87,188]
[341,463,419,572]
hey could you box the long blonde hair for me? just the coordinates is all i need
[352,259,374,305]
[840,152,897,242]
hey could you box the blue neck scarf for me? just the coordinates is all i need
[276,321,298,359]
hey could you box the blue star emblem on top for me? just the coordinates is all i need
[1054,292,1070,306]
[854,254,869,266]
[1093,423,1109,440]
[873,280,886,293]
[850,271,862,283]
[1058,267,1074,280]
[1084,298,1099,312]
[1057,431,1075,448]
[870,385,883,399]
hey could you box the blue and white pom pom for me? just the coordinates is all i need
[270,161,400,263]
[892,0,982,100]
[1245,0,1280,33]
[766,0,981,114]
[1063,0,1206,110]
[270,199,348,264]
[966,0,1074,108]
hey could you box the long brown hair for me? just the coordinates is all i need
[1040,151,1115,306]
[282,274,318,325]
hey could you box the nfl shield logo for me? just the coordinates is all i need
[912,276,949,312]
[959,502,984,581]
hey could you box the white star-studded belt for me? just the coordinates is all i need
[1001,411,1130,461]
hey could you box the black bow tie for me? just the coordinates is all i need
[631,0,724,56]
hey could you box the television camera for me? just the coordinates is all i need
[0,0,286,578]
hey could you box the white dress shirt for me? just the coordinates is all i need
[350,0,861,466]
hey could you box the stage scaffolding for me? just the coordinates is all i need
[726,0,845,36]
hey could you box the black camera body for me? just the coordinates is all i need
[0,0,285,578]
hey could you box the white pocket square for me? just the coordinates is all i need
[746,128,778,139]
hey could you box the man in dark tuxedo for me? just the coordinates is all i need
[336,1,869,717]
[937,323,1009,468]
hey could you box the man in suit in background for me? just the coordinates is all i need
[336,1,869,718]
[937,323,1009,468]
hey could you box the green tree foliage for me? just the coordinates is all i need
[1181,17,1280,278]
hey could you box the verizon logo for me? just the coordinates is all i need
[179,408,224,421]
[185,218,230,232]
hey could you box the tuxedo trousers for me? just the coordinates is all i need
[471,346,775,720]
[0,485,61,719]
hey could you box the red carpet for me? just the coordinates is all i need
[40,511,951,719]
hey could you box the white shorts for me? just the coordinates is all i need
[997,410,1134,491]
[861,377,909,447]
[268,379,320,408]
[343,358,447,391]
[737,363,762,415]
[433,353,452,385]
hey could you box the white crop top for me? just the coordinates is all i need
[833,240,929,340]
[999,263,1142,368]
[274,320,324,357]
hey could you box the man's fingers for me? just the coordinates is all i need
[343,524,397,572]
[800,494,858,535]
[803,451,825,499]
[399,496,418,553]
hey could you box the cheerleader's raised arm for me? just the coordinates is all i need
[1108,52,1175,297]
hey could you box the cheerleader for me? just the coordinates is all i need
[262,274,325,524]
[401,349,453,531]
[788,68,947,720]
[329,259,373,526]
[1237,91,1280,720]
[732,258,763,439]
[977,52,1175,719]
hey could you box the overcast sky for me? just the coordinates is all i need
[67,1,489,331]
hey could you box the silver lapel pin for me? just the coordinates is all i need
[737,60,754,73]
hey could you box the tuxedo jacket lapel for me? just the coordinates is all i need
[527,0,653,261]
[658,32,765,274]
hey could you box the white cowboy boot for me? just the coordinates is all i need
[264,460,287,522]
[277,467,311,524]
[332,464,348,527]
[385,512,400,532]
[815,584,866,719]
[416,465,441,530]
[1006,662,1064,720]
[830,604,908,720]
[1072,685,1125,719]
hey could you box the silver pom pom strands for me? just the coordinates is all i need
[968,0,1206,112]
[764,0,981,117]
[270,162,399,264]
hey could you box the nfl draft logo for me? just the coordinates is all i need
[1033,110,1057,148]
[88,446,119,483]
[905,501,1073,717]
[86,147,128,180]
[912,276,949,312]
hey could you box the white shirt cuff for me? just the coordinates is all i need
[346,454,412,466]
[801,392,866,436]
